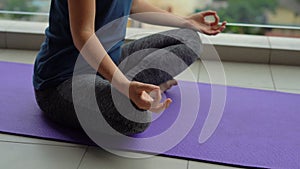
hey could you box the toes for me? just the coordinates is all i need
[159,83,168,93]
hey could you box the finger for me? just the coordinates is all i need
[164,98,172,109]
[202,11,219,26]
[202,10,216,17]
[150,98,172,113]
[209,31,220,36]
[202,12,216,26]
[203,29,220,36]
[222,21,227,26]
[149,88,162,107]
[139,91,153,110]
[195,24,219,35]
[149,103,164,113]
[216,21,227,32]
[149,88,161,100]
[211,25,221,31]
[138,83,160,93]
[211,13,220,26]
[219,25,226,32]
[219,21,227,27]
[210,20,226,30]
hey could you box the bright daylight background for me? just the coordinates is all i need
[0,0,300,38]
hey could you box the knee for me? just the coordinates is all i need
[96,86,152,135]
[123,121,151,135]
[181,28,200,41]
[164,28,201,45]
[105,112,152,136]
[164,28,202,57]
[114,108,152,135]
[179,28,202,53]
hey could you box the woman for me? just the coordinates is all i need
[33,0,226,135]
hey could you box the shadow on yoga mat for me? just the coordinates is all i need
[0,61,299,169]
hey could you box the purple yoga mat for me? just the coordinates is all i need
[1,61,300,168]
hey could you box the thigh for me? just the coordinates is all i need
[120,28,202,62]
[35,74,151,135]
[119,29,202,85]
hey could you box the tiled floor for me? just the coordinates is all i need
[1,49,300,169]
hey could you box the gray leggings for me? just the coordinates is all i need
[34,29,202,135]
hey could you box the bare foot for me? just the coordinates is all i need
[159,79,178,93]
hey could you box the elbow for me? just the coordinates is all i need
[71,30,94,51]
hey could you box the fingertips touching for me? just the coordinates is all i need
[212,13,220,26]
[149,98,172,113]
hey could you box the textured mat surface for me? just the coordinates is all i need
[1,61,300,169]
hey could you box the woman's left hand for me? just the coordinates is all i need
[185,10,227,35]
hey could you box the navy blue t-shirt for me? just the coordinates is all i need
[33,0,133,90]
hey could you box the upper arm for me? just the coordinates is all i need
[68,0,96,50]
[130,0,141,14]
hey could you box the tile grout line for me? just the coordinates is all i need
[186,160,190,169]
[76,146,89,169]
[266,36,272,64]
[0,139,85,148]
[269,64,278,91]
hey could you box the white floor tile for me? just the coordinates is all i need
[0,141,86,169]
[271,65,300,90]
[0,133,84,147]
[189,161,244,169]
[175,60,200,82]
[78,146,188,169]
[199,61,275,90]
[0,49,38,64]
[276,89,300,94]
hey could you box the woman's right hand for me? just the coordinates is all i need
[129,81,172,113]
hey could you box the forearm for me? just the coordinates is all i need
[130,0,191,28]
[68,0,130,96]
[67,0,172,111]
[77,34,130,97]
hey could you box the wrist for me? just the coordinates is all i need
[109,69,131,97]
[182,18,196,30]
[113,78,131,98]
